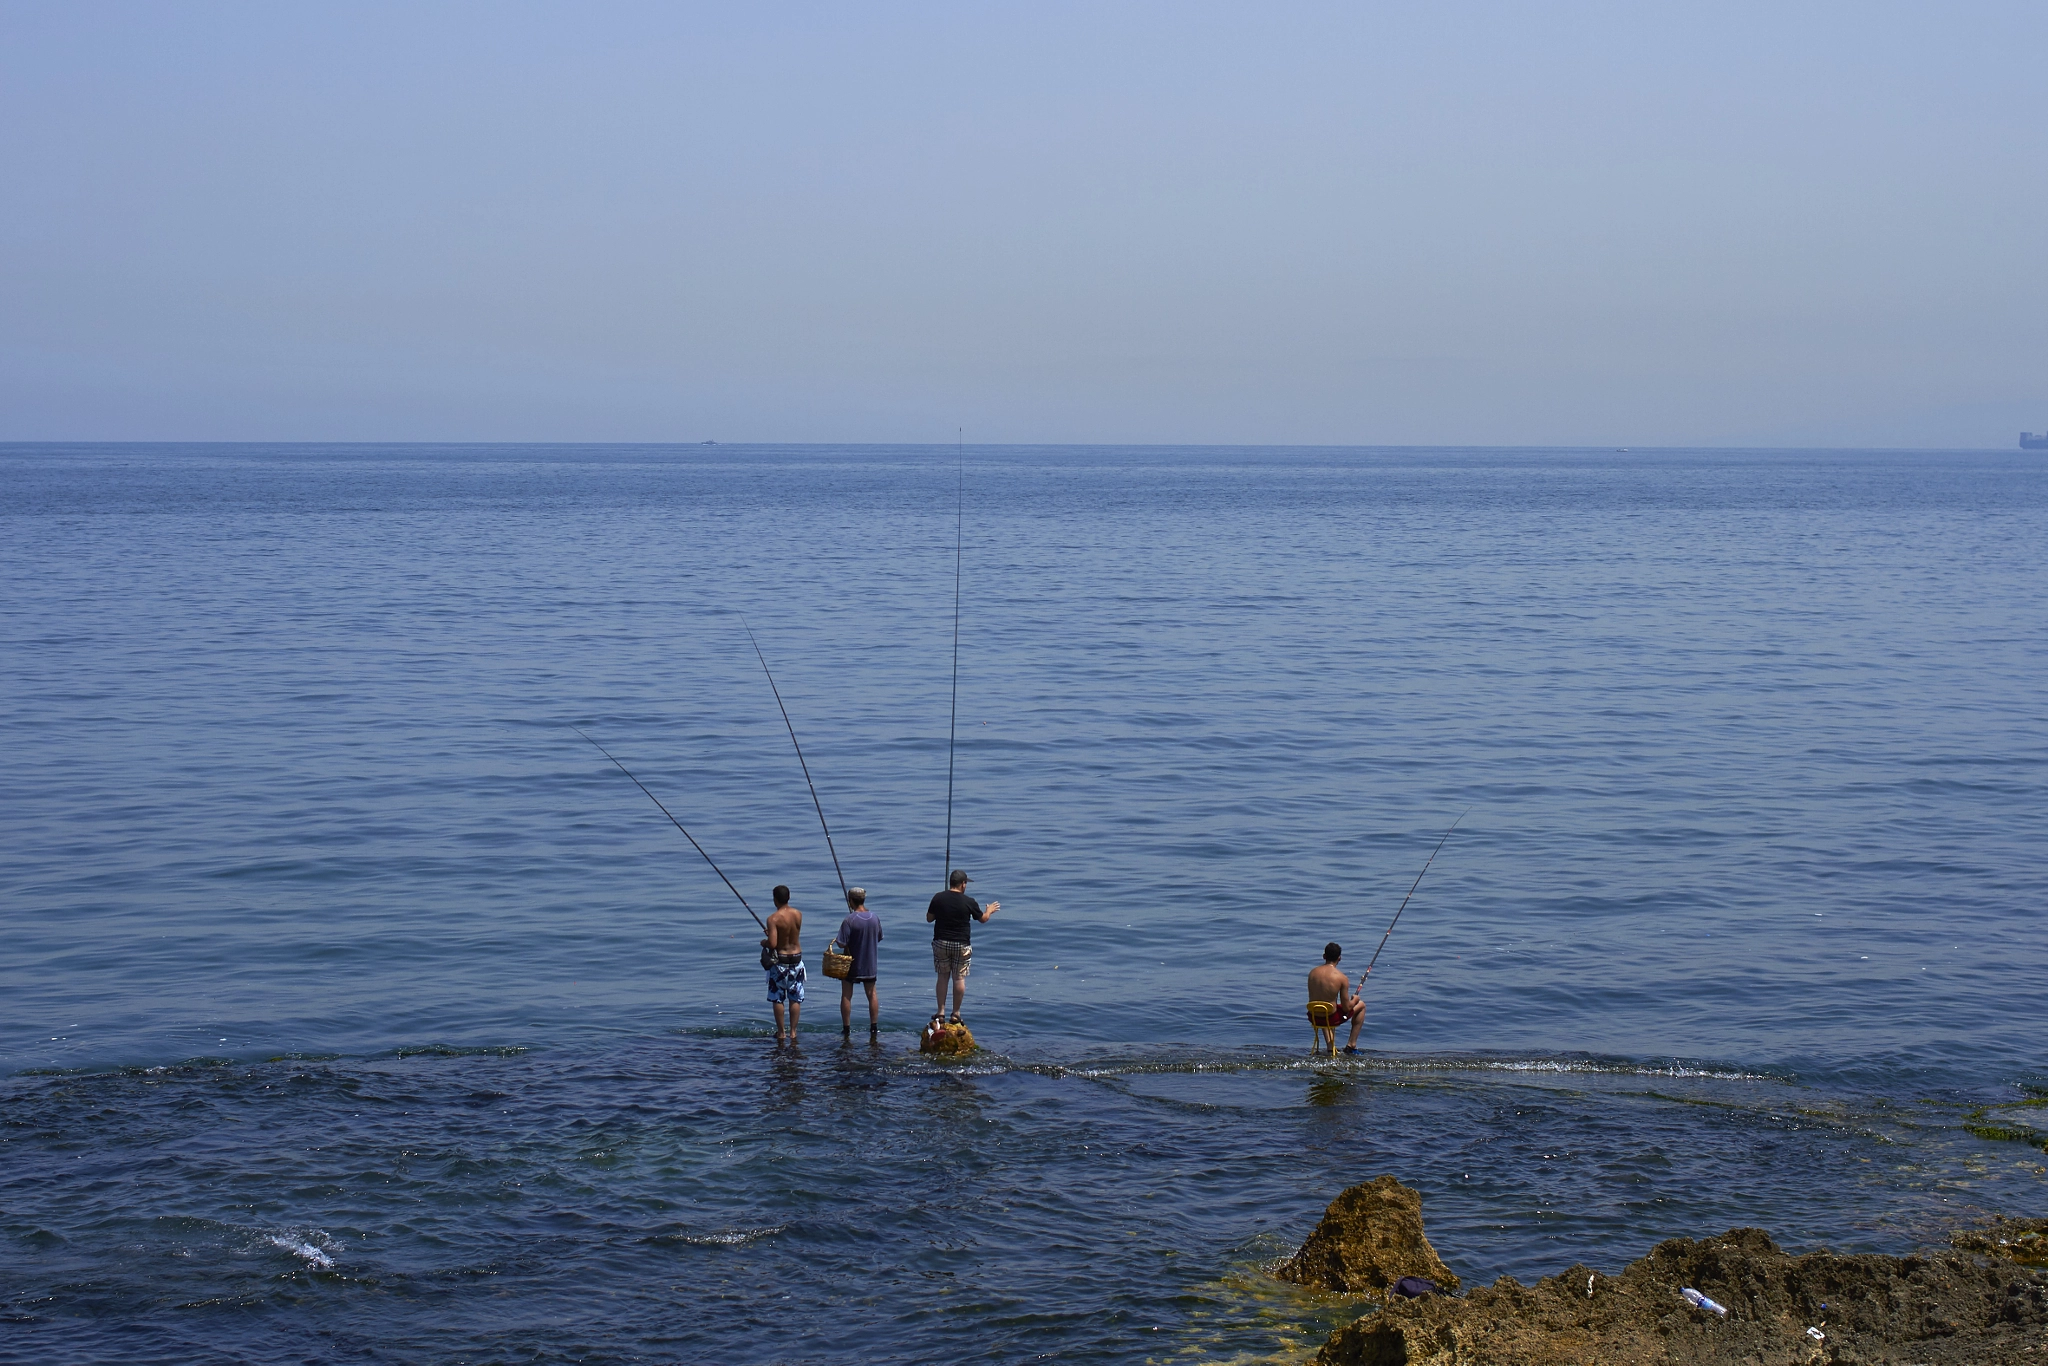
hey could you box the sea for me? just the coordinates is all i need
[3,442,2044,1364]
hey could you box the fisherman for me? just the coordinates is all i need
[1309,942,1365,1054]
[836,887,883,1043]
[926,870,997,1028]
[763,885,805,1046]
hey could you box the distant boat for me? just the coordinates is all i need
[2023,432,2048,450]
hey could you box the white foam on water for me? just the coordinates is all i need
[1471,1057,1771,1081]
[678,1224,787,1247]
[267,1233,334,1268]
[1043,1052,1774,1083]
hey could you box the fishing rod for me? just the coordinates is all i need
[740,619,850,907]
[942,432,963,884]
[1361,808,1471,979]
[571,725,763,930]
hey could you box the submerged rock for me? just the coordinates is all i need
[1275,1175,1462,1296]
[919,1021,975,1055]
[1312,1223,2048,1365]
[1955,1217,2048,1269]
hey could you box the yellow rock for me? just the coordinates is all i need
[919,1021,977,1055]
[1275,1174,1461,1296]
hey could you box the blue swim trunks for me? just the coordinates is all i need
[766,956,806,1004]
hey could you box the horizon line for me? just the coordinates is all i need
[1,438,2036,454]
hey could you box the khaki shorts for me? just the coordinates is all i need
[932,940,972,978]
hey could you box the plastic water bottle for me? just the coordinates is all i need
[1681,1287,1728,1317]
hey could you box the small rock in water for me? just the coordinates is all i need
[1273,1174,1461,1296]
[919,1021,975,1055]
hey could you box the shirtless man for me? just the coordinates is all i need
[763,885,805,1046]
[1309,942,1365,1054]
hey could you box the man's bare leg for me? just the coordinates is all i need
[948,971,967,1021]
[772,1001,787,1045]
[934,974,949,1019]
[1346,1006,1365,1050]
[840,980,855,1033]
[863,981,879,1031]
[787,999,800,1042]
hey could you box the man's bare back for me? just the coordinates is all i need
[763,886,807,1047]
[1309,944,1365,1052]
[765,902,802,955]
[1312,961,1356,1003]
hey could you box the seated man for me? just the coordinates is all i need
[1309,942,1365,1054]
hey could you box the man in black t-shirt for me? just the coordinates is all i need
[926,869,999,1027]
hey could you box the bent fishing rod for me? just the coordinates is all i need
[1361,807,1471,979]
[741,619,851,907]
[571,725,763,930]
[942,433,963,885]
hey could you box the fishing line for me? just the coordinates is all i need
[1362,807,1471,979]
[741,619,850,907]
[943,432,963,884]
[571,725,763,930]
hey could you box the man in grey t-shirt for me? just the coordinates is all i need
[926,869,998,1027]
[836,887,883,1043]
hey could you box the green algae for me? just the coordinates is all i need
[1960,1095,2048,1152]
[1961,1121,2047,1148]
[1640,1089,1746,1109]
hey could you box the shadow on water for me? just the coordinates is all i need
[1307,1072,1356,1108]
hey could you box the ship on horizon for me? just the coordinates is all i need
[2024,432,2048,450]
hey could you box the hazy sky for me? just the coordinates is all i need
[3,2,2044,446]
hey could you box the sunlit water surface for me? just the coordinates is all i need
[3,443,2044,1363]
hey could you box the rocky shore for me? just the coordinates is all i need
[1280,1179,2048,1365]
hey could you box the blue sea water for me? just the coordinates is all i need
[2,442,2044,1363]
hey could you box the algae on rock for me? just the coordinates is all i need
[1310,1224,2048,1366]
[919,1021,976,1055]
[1274,1174,1462,1297]
[1955,1217,2048,1269]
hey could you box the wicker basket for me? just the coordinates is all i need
[821,941,852,980]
